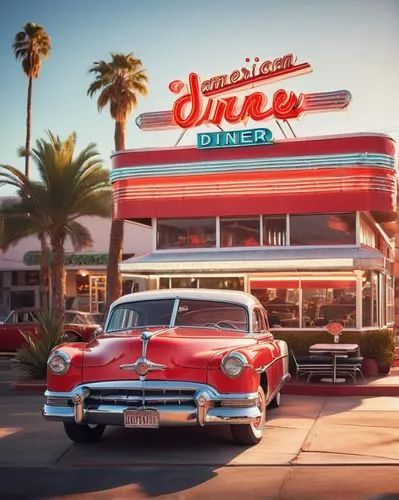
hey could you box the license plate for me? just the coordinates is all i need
[123,409,159,428]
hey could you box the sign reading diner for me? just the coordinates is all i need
[197,128,273,150]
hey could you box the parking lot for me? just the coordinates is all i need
[2,362,399,498]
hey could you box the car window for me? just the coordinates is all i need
[174,299,249,332]
[27,312,39,322]
[106,299,175,332]
[17,312,26,323]
[4,312,16,324]
[252,308,267,333]
[83,313,95,324]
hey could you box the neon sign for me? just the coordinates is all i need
[196,53,311,96]
[197,128,273,150]
[135,53,352,131]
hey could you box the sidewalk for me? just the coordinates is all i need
[283,365,399,397]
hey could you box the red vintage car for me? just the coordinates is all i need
[43,289,290,445]
[0,309,102,352]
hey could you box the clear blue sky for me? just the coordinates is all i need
[0,0,398,194]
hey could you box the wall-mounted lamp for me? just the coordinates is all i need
[78,270,89,277]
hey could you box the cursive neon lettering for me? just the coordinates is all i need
[172,73,304,128]
[173,73,203,128]
[229,69,240,83]
[196,53,310,97]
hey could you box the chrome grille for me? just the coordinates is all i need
[86,388,196,407]
[46,397,71,407]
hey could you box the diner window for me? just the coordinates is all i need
[198,277,244,290]
[301,281,356,328]
[76,273,89,295]
[220,216,260,247]
[11,271,40,286]
[360,217,376,248]
[171,278,198,288]
[156,218,216,249]
[252,278,359,328]
[159,278,170,289]
[290,213,356,245]
[362,271,378,327]
[387,276,394,324]
[254,285,300,328]
[263,215,286,246]
[159,277,244,291]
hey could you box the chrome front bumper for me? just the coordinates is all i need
[43,380,261,427]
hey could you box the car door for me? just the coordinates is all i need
[0,311,36,352]
[253,307,280,392]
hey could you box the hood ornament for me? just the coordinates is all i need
[119,328,171,379]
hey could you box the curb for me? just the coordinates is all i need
[282,383,399,397]
[10,381,46,393]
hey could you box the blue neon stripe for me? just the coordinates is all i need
[110,153,395,182]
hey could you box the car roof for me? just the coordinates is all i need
[111,288,261,309]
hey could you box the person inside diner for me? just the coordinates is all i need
[242,235,259,246]
[268,289,291,304]
[189,228,204,246]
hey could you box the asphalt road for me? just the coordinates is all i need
[1,362,399,499]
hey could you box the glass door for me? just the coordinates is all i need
[89,275,106,313]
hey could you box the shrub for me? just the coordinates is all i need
[14,311,65,381]
[359,328,396,371]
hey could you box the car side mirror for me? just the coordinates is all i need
[93,326,103,337]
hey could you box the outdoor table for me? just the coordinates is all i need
[308,343,360,383]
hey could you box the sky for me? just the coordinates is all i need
[0,0,398,195]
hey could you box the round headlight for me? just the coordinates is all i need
[48,351,70,375]
[221,352,248,378]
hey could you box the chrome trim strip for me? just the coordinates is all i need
[255,354,288,374]
[43,404,260,426]
[267,372,291,404]
[45,380,257,399]
[119,327,173,377]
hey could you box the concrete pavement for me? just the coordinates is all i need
[2,366,399,498]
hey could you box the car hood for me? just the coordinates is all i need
[81,327,257,381]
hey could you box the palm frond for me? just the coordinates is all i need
[87,52,149,120]
[12,22,51,78]
[65,221,93,250]
[14,311,65,380]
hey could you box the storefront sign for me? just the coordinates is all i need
[197,128,273,149]
[23,251,109,266]
[135,52,352,131]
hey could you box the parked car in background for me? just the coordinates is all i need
[0,309,102,353]
[43,288,290,445]
[91,312,106,327]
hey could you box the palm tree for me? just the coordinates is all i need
[16,144,50,308]
[12,22,51,177]
[87,52,149,309]
[0,131,111,314]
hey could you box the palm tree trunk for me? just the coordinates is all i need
[105,219,123,309]
[39,233,49,310]
[51,235,66,315]
[105,119,126,311]
[114,121,125,150]
[25,77,33,177]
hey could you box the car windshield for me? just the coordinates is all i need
[65,312,95,325]
[105,298,249,333]
[4,310,39,323]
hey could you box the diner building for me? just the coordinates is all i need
[112,131,397,332]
